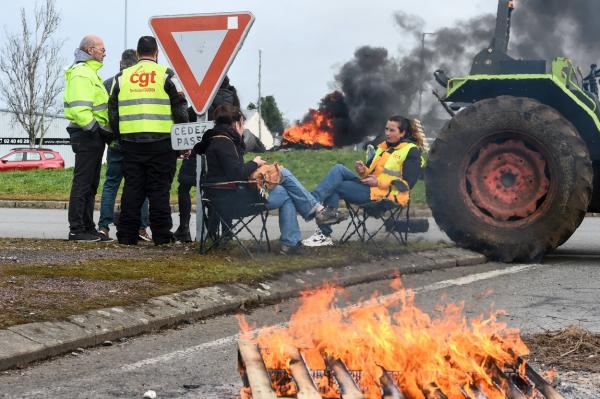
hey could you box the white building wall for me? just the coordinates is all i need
[0,109,77,168]
[243,109,274,150]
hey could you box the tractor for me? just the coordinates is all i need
[426,0,600,262]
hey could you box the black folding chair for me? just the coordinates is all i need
[197,155,270,257]
[340,199,410,246]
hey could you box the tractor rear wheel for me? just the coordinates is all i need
[426,96,592,262]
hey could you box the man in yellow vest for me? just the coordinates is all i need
[108,36,188,245]
[303,115,424,247]
[64,35,113,242]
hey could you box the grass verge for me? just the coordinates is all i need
[0,238,445,329]
[0,149,426,205]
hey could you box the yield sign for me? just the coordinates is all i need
[149,12,255,114]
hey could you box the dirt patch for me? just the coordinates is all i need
[524,326,600,373]
[0,276,162,328]
[0,237,446,329]
[0,238,198,266]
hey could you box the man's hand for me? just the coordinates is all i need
[98,126,114,145]
[181,149,192,159]
[355,160,366,175]
[253,156,267,167]
[360,175,378,187]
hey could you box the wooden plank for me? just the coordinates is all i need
[507,380,528,399]
[288,348,322,399]
[517,358,565,399]
[238,340,278,399]
[380,371,406,399]
[325,357,365,399]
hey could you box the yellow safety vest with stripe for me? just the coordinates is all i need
[117,61,173,135]
[63,60,109,131]
[362,141,420,207]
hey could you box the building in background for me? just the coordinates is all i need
[0,109,75,168]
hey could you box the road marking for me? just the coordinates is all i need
[120,263,538,372]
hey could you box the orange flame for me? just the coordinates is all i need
[283,110,334,147]
[239,279,532,398]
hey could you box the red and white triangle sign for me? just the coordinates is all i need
[149,12,255,115]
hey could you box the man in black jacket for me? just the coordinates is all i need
[108,36,189,245]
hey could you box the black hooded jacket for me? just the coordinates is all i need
[193,124,258,183]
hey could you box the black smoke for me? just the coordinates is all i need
[300,1,599,146]
[511,0,600,69]
[316,12,494,145]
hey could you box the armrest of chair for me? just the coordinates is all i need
[202,180,258,189]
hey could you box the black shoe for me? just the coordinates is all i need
[279,243,307,256]
[116,232,138,246]
[154,234,182,246]
[96,228,115,242]
[174,225,192,243]
[68,232,101,242]
[315,207,349,226]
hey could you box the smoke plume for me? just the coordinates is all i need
[301,0,599,146]
[511,0,600,68]
[315,12,494,145]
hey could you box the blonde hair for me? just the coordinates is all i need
[410,118,428,152]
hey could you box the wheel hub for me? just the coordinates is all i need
[466,139,549,221]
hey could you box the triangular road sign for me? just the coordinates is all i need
[149,12,255,114]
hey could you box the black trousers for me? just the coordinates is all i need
[68,129,105,234]
[177,172,195,227]
[117,145,177,245]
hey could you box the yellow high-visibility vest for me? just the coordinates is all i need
[364,141,420,206]
[63,60,109,131]
[118,61,173,134]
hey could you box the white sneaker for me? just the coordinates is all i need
[302,228,334,247]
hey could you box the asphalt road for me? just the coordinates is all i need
[2,207,600,255]
[0,207,450,243]
[0,255,598,398]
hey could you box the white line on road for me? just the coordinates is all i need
[119,263,538,372]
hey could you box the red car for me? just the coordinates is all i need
[0,148,65,171]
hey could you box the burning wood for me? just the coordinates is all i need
[282,110,334,148]
[237,281,564,399]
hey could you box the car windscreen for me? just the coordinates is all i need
[2,152,24,162]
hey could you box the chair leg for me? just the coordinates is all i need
[260,211,271,252]
[346,203,409,247]
[340,202,364,244]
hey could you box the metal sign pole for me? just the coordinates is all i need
[195,112,209,242]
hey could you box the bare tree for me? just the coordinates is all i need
[0,0,64,148]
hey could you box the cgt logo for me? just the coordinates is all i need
[130,71,157,88]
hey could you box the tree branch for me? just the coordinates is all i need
[0,0,64,147]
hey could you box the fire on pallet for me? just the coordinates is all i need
[282,110,335,148]
[237,281,563,399]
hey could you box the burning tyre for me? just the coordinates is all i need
[426,96,592,262]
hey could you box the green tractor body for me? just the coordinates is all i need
[427,1,600,261]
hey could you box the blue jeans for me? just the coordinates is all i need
[265,167,319,247]
[312,164,371,236]
[99,147,149,230]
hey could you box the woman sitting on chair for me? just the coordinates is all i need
[303,115,426,247]
[193,104,346,255]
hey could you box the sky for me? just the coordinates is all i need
[0,0,495,121]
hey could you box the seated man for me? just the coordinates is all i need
[303,115,425,247]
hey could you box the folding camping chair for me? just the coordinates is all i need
[339,199,411,246]
[197,155,271,257]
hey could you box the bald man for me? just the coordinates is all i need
[64,35,112,242]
